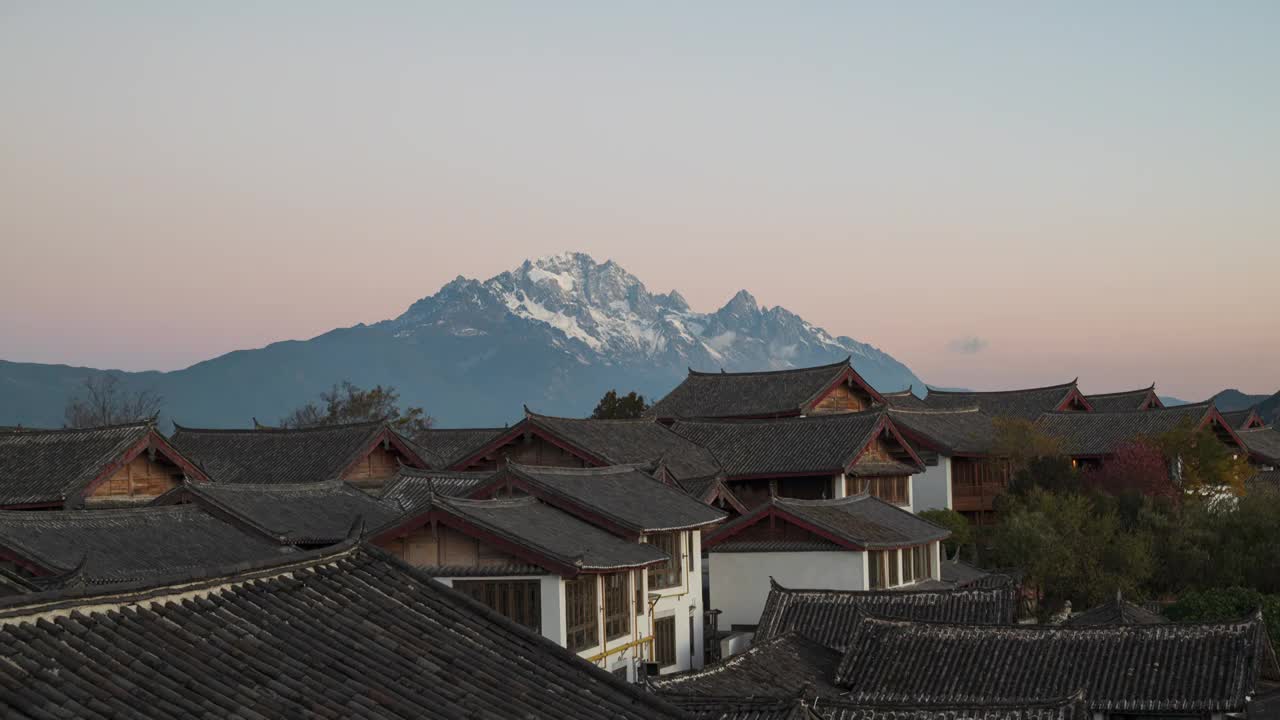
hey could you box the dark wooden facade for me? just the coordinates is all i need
[950,456,1012,524]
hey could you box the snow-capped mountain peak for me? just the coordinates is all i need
[392,252,922,389]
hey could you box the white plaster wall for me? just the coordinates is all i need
[710,551,866,628]
[912,456,952,513]
[649,529,704,673]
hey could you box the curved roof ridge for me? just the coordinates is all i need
[172,419,386,434]
[686,357,850,378]
[192,478,354,492]
[1238,424,1276,434]
[0,420,153,437]
[881,386,915,396]
[672,407,886,426]
[506,461,649,476]
[925,379,1078,396]
[863,608,1263,632]
[523,406,654,424]
[1040,400,1212,416]
[768,575,1012,598]
[440,494,539,509]
[1086,384,1157,398]
[396,466,494,477]
[773,493,873,508]
[0,503,200,520]
[888,406,982,415]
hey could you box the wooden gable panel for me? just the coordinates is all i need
[733,514,830,544]
[810,382,870,415]
[86,454,183,505]
[460,435,591,472]
[343,444,409,489]
[380,525,520,569]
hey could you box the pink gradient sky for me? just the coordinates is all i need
[1,3,1277,401]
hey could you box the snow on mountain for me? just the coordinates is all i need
[393,251,922,387]
[0,252,925,428]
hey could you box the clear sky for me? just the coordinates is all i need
[1,2,1276,401]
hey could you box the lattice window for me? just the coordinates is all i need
[452,580,541,633]
[653,616,677,667]
[604,573,630,640]
[565,575,599,653]
[647,533,683,590]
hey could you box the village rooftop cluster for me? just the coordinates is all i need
[0,358,1278,718]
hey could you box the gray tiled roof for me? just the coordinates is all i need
[834,613,1279,713]
[178,479,400,545]
[671,411,920,478]
[673,696,1087,720]
[887,408,998,455]
[649,632,842,699]
[648,358,881,420]
[0,422,192,507]
[666,696,821,720]
[171,421,425,484]
[502,463,726,534]
[1063,593,1166,626]
[382,467,496,505]
[521,411,725,480]
[880,388,929,410]
[411,426,507,467]
[1239,426,1280,465]
[709,495,949,552]
[376,494,669,573]
[0,545,685,719]
[1223,408,1266,431]
[923,381,1084,420]
[0,505,294,585]
[1034,402,1222,456]
[754,578,1017,651]
[1083,386,1161,412]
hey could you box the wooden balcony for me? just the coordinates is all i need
[952,483,1006,513]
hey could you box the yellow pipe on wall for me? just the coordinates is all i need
[586,635,653,663]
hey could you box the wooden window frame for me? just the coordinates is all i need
[868,550,885,589]
[653,615,677,668]
[647,533,683,590]
[451,579,542,633]
[565,575,599,653]
[604,572,630,641]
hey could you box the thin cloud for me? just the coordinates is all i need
[948,336,989,355]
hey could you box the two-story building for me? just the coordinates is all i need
[1034,401,1247,472]
[670,410,924,510]
[371,461,725,679]
[702,493,949,631]
[885,406,1002,520]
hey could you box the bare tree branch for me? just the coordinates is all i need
[64,375,164,428]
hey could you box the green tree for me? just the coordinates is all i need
[990,488,1153,617]
[590,390,649,419]
[1163,587,1280,656]
[280,381,433,442]
[1005,456,1080,498]
[919,509,973,561]
[991,418,1063,473]
[1155,421,1253,496]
